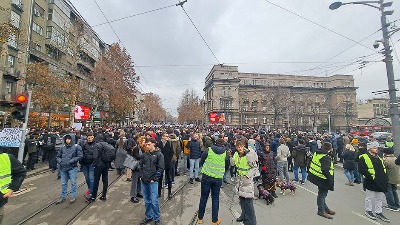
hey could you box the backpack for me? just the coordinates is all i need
[100,142,116,163]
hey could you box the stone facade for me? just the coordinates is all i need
[204,65,358,131]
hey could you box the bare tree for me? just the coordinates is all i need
[177,89,203,124]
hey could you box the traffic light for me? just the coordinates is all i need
[11,93,28,122]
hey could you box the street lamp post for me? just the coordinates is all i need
[330,0,400,155]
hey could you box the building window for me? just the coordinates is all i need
[33,22,43,35]
[35,43,42,51]
[262,106,267,112]
[5,82,13,94]
[11,0,22,8]
[11,11,20,28]
[8,55,15,67]
[34,4,45,17]
[315,96,319,103]
[8,34,17,49]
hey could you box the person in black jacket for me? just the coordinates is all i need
[41,130,57,171]
[139,137,164,225]
[359,143,390,222]
[90,134,109,202]
[186,134,202,184]
[157,132,174,199]
[342,144,357,186]
[80,132,96,200]
[307,142,335,219]
[0,153,27,225]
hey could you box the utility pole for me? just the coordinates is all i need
[380,2,400,155]
[18,90,32,163]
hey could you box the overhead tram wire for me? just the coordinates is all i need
[308,29,382,76]
[92,0,153,92]
[178,1,221,64]
[134,54,381,68]
[264,0,378,52]
[92,4,177,27]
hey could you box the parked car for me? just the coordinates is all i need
[371,132,392,142]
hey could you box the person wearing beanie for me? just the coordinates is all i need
[382,147,400,211]
[197,138,230,225]
[307,142,335,219]
[358,144,390,222]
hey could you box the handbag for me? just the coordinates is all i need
[123,155,139,170]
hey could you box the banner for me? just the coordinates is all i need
[74,105,90,120]
[0,128,22,147]
[209,112,226,123]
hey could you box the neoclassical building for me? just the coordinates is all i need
[203,65,358,131]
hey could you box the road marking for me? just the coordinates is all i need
[295,184,317,196]
[352,212,383,225]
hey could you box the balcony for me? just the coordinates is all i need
[77,58,94,72]
[2,67,21,80]
[11,0,23,12]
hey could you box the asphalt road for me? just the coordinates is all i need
[5,164,400,225]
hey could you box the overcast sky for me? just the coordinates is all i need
[70,0,400,116]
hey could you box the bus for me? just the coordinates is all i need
[349,125,391,136]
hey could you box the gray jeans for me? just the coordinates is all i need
[130,170,141,198]
[239,197,257,225]
[277,161,290,182]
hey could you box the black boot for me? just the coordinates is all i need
[271,191,278,198]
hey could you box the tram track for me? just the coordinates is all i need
[16,173,122,225]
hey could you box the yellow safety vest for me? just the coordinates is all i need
[234,152,250,176]
[309,152,334,180]
[0,153,11,194]
[201,147,225,178]
[359,154,386,180]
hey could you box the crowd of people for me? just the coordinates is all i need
[1,125,400,225]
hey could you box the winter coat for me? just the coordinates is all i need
[235,149,259,198]
[186,139,202,159]
[309,140,318,153]
[115,139,127,169]
[270,138,280,154]
[260,151,276,184]
[203,136,214,149]
[199,145,230,172]
[158,140,174,168]
[358,153,388,192]
[92,134,108,167]
[41,133,56,151]
[80,140,96,165]
[169,134,181,162]
[276,144,290,162]
[140,148,164,183]
[27,138,37,154]
[342,150,356,170]
[307,150,334,191]
[292,144,307,167]
[384,154,400,185]
[124,137,137,156]
[56,134,83,172]
[0,154,26,208]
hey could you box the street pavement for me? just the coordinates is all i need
[5,163,400,225]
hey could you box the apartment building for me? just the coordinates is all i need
[0,0,106,127]
[204,65,358,131]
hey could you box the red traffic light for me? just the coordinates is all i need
[16,95,28,103]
